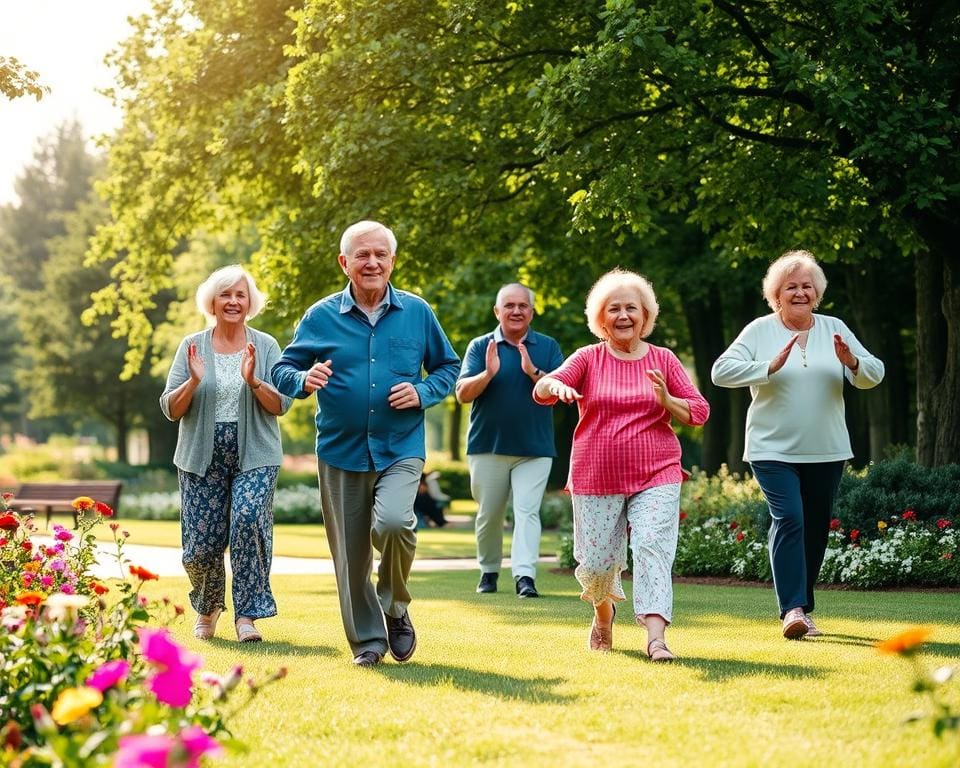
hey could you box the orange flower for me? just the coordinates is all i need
[90,581,110,595]
[71,496,95,512]
[129,565,159,581]
[15,591,46,606]
[876,626,932,655]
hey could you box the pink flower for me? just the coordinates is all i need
[138,628,202,708]
[40,575,54,587]
[86,659,131,692]
[943,552,954,561]
[936,518,952,530]
[54,528,74,542]
[59,583,76,595]
[115,727,221,768]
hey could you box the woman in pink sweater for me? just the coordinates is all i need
[534,269,710,661]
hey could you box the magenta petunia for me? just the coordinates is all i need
[138,628,202,708]
[86,659,130,692]
[115,727,220,768]
[54,528,74,542]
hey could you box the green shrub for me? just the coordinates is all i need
[506,490,572,530]
[424,460,471,501]
[681,466,768,529]
[833,458,960,536]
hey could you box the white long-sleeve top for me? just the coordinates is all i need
[711,313,884,463]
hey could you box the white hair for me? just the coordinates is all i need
[339,220,397,256]
[762,249,828,311]
[495,283,536,307]
[584,269,659,340]
[195,265,267,326]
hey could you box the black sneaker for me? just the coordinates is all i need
[515,576,539,598]
[352,650,383,667]
[385,610,417,662]
[476,572,498,594]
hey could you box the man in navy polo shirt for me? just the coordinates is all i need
[272,220,459,666]
[456,284,564,598]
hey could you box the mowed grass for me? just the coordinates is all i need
[87,516,560,560]
[138,571,960,768]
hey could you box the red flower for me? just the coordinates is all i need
[829,518,842,531]
[90,581,110,595]
[942,553,954,560]
[902,509,917,522]
[850,529,860,543]
[22,541,32,551]
[736,531,745,542]
[679,511,688,521]
[936,519,952,530]
[1,492,14,502]
[129,565,159,581]
[729,520,739,530]
[0,538,6,547]
[95,501,114,517]
[0,514,19,531]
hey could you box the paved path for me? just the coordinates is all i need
[81,541,556,580]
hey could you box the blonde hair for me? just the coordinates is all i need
[762,250,827,312]
[195,265,267,326]
[584,269,659,340]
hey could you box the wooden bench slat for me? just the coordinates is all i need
[8,481,122,529]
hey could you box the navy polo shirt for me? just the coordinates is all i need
[459,327,564,457]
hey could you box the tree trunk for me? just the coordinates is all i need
[448,398,462,461]
[114,412,129,464]
[681,295,728,474]
[914,216,960,466]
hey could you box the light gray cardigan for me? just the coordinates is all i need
[160,327,292,475]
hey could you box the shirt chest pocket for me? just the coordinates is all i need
[389,337,423,377]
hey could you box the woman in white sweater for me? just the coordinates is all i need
[711,251,884,639]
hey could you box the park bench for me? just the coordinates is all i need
[7,481,122,529]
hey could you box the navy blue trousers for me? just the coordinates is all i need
[750,460,844,618]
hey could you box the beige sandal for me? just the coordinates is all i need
[589,604,615,652]
[235,618,262,643]
[647,638,676,663]
[193,608,222,640]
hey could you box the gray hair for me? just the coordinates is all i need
[584,268,659,340]
[339,220,397,256]
[762,250,828,312]
[195,265,267,326]
[495,283,536,307]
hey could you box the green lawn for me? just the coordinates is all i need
[139,572,960,767]
[94,518,561,560]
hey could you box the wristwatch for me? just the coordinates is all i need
[534,368,542,377]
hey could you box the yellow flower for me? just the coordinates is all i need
[51,686,103,725]
[878,520,888,531]
[71,496,95,512]
[876,626,932,655]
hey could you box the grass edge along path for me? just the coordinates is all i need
[139,570,960,768]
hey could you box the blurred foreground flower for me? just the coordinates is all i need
[877,626,959,739]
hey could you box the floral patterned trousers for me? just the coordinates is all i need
[572,483,681,623]
[178,422,279,620]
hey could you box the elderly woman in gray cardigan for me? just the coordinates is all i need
[161,265,291,643]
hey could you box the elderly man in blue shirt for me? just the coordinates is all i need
[272,220,460,667]
[456,283,565,598]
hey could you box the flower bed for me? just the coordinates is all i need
[0,493,284,765]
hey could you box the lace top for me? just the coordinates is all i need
[214,350,244,422]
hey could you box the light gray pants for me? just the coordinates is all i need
[317,457,423,657]
[468,454,553,579]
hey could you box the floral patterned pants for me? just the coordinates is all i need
[178,422,279,620]
[572,483,681,623]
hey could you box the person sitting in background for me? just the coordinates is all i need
[414,472,449,528]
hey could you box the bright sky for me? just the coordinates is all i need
[0,1,151,205]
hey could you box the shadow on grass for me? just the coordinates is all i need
[615,652,827,681]
[371,663,573,703]
[206,638,340,657]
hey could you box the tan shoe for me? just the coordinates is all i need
[235,617,262,643]
[782,607,808,639]
[193,608,222,640]
[803,613,823,637]
[647,638,676,663]
[588,604,615,651]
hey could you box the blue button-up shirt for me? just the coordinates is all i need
[272,283,460,472]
